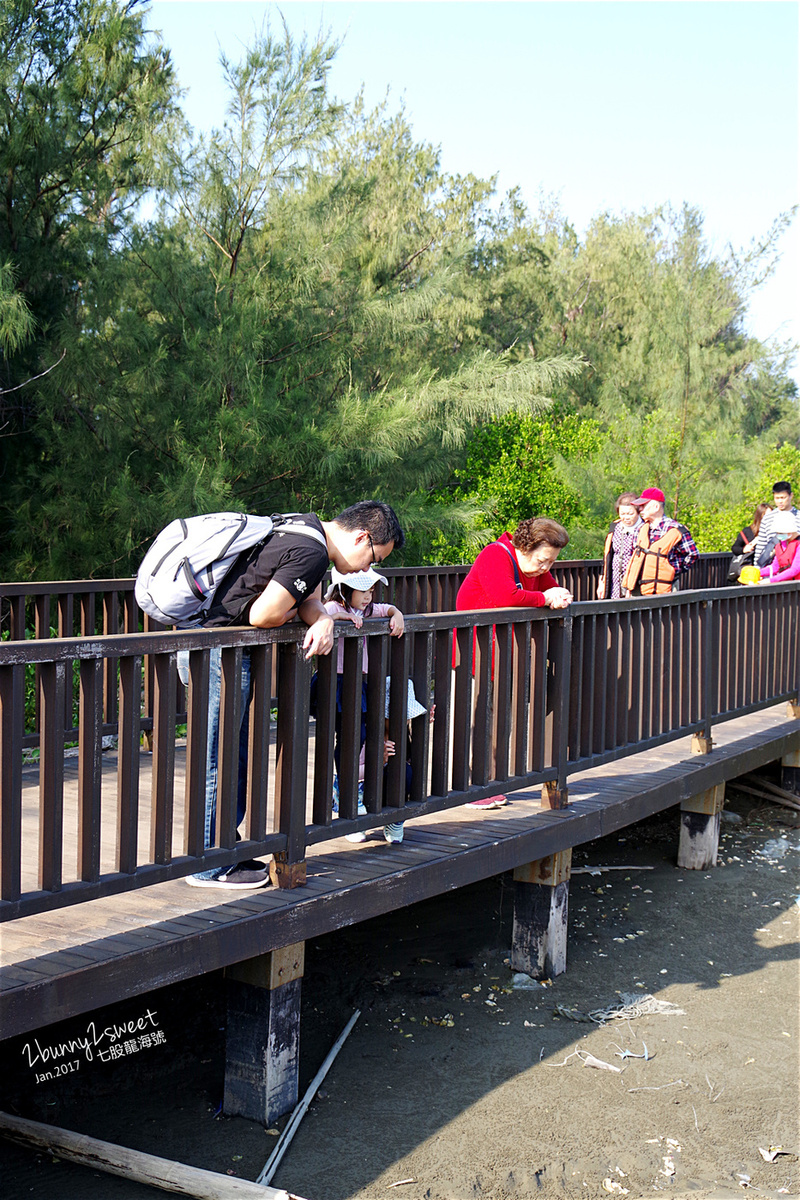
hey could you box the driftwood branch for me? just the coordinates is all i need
[0,1110,302,1200]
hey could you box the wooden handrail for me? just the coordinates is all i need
[0,577,796,921]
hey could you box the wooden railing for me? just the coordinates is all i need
[1,576,797,921]
[0,552,732,635]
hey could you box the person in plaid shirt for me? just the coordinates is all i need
[623,487,699,595]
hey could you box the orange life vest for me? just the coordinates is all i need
[622,524,683,596]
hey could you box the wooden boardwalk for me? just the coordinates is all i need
[2,702,798,1041]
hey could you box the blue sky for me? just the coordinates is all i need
[146,1,799,385]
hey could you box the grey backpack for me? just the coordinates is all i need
[135,512,327,626]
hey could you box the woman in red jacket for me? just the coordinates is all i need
[456,517,573,612]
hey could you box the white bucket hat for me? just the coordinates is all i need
[327,565,388,596]
[385,677,427,720]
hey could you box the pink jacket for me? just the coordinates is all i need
[324,600,395,673]
[760,539,800,584]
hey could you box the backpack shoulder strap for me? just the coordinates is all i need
[494,540,523,590]
[270,514,328,552]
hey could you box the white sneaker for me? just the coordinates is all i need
[384,822,404,844]
[185,861,269,889]
[345,831,367,843]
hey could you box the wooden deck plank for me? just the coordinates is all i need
[1,703,798,1039]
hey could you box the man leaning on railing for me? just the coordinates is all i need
[174,501,404,891]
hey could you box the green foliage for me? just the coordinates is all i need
[684,443,800,552]
[0,5,795,579]
[429,408,602,562]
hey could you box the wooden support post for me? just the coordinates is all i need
[224,943,304,1125]
[511,850,571,980]
[269,854,307,889]
[678,783,725,869]
[541,780,568,810]
[782,702,800,795]
[781,747,800,797]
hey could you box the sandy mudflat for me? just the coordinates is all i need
[1,788,798,1200]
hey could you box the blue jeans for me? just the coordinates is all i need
[177,647,251,876]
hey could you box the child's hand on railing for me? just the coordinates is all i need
[388,608,405,636]
[383,738,396,764]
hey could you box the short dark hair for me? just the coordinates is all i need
[512,517,569,553]
[615,492,639,514]
[334,501,405,550]
[772,481,793,495]
[327,581,376,616]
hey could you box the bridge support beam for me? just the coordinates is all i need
[781,702,800,796]
[223,942,304,1125]
[678,784,725,870]
[511,850,571,979]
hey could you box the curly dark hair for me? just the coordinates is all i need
[512,517,569,552]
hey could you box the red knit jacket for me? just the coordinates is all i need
[456,533,558,611]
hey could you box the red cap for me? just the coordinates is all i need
[632,487,665,507]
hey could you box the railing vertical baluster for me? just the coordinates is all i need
[217,646,243,849]
[608,611,620,750]
[593,612,608,753]
[530,621,547,773]
[150,652,176,864]
[39,661,65,892]
[34,594,51,639]
[58,595,75,734]
[511,621,531,775]
[493,622,512,782]
[471,624,493,786]
[731,594,741,714]
[80,592,96,637]
[641,608,653,740]
[364,632,389,814]
[338,635,363,819]
[572,611,587,760]
[385,633,411,808]
[617,609,631,746]
[78,658,103,881]
[123,591,137,634]
[410,629,433,802]
[652,607,664,736]
[272,642,310,887]
[452,626,472,792]
[33,594,51,737]
[312,646,338,826]
[103,592,120,727]
[9,595,26,641]
[709,596,721,721]
[629,610,642,744]
[545,613,572,792]
[700,600,713,743]
[0,664,24,901]
[183,647,209,858]
[431,628,454,797]
[117,654,142,874]
[141,612,162,749]
[246,643,271,842]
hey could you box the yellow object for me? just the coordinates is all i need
[738,565,761,585]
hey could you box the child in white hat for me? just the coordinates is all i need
[324,567,405,842]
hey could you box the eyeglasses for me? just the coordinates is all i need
[366,531,377,566]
